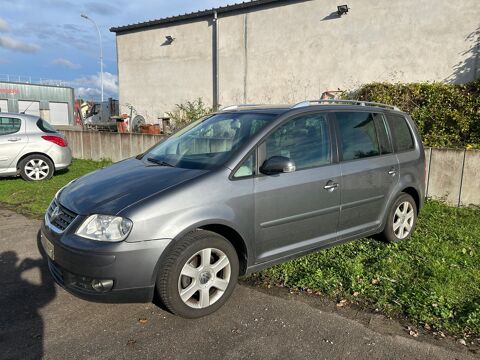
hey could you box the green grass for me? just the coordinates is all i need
[0,159,110,218]
[1,159,479,336]
[249,201,480,336]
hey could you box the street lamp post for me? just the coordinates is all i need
[81,14,104,102]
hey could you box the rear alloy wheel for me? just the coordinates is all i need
[19,155,54,181]
[156,230,239,318]
[378,193,417,243]
[392,201,415,240]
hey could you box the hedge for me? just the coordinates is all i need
[347,81,480,149]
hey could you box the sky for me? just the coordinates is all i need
[0,0,234,100]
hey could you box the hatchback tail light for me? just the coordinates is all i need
[42,135,68,147]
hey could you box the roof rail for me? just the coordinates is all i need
[221,104,265,111]
[292,99,400,111]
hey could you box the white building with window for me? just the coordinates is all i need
[110,0,480,123]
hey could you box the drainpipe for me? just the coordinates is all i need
[212,11,219,110]
[243,13,248,104]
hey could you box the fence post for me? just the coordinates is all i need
[80,131,84,160]
[457,149,467,207]
[425,147,432,198]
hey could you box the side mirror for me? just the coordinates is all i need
[260,156,296,175]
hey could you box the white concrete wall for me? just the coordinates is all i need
[116,0,480,119]
[117,20,213,123]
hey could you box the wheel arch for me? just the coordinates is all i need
[197,224,249,276]
[400,186,420,214]
[16,152,55,172]
[168,219,250,276]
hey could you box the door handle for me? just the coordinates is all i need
[324,181,339,191]
[7,138,21,142]
[388,168,397,176]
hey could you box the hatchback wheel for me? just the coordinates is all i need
[378,193,417,243]
[156,230,239,318]
[19,155,54,181]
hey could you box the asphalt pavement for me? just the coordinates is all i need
[0,208,476,360]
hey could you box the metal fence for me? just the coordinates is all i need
[60,130,480,207]
[0,74,67,86]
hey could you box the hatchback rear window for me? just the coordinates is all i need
[386,114,414,152]
[36,118,57,133]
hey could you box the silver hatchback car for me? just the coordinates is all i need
[0,113,72,180]
[41,100,425,318]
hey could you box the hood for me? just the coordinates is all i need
[58,158,208,215]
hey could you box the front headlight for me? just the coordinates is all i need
[76,215,133,242]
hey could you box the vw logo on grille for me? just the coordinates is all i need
[50,206,62,222]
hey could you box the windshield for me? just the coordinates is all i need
[143,112,276,170]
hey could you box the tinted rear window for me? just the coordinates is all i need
[373,113,393,155]
[36,118,57,133]
[336,112,380,161]
[386,114,414,152]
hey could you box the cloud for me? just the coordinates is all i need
[18,21,94,53]
[52,57,81,69]
[0,17,8,32]
[68,72,118,100]
[41,0,75,8]
[0,34,39,53]
[84,2,120,16]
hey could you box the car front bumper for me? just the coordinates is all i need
[40,221,171,303]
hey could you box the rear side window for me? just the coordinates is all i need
[0,117,21,135]
[373,113,393,155]
[36,118,57,133]
[386,114,414,152]
[336,112,380,161]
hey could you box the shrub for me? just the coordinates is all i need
[346,81,480,148]
[166,98,213,130]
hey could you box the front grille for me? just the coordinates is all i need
[46,199,77,233]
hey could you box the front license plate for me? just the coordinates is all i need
[41,233,55,260]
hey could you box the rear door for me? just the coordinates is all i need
[334,111,399,238]
[0,116,27,171]
[254,111,341,262]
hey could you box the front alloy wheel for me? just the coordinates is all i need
[178,248,231,309]
[156,230,239,318]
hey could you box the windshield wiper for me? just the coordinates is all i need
[147,157,175,167]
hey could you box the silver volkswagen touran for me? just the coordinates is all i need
[41,100,425,318]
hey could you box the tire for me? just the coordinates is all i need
[156,230,239,318]
[19,154,54,181]
[377,193,417,243]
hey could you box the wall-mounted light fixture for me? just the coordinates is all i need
[165,35,175,45]
[337,5,349,16]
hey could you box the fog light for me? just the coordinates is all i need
[91,279,114,292]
